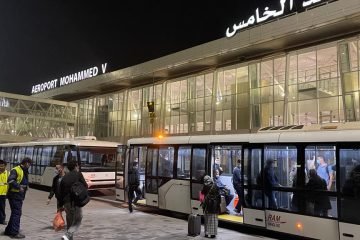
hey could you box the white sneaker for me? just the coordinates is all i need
[61,235,70,240]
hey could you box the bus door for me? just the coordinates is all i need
[211,145,242,217]
[115,145,127,201]
[190,146,207,215]
[338,144,360,239]
[243,146,266,227]
[145,147,159,207]
[158,146,191,214]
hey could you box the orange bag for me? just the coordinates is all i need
[53,211,65,231]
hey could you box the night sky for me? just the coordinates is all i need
[0,1,272,95]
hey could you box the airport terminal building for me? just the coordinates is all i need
[33,0,360,143]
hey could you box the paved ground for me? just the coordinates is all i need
[0,188,276,240]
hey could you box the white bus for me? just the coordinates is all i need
[0,137,118,189]
[116,123,360,240]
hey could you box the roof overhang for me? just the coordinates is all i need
[33,0,360,101]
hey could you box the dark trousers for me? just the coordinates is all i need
[265,191,278,209]
[233,185,245,210]
[128,185,141,212]
[5,197,23,235]
[0,196,6,223]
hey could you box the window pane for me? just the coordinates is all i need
[177,147,191,179]
[339,149,360,224]
[304,145,337,218]
[158,147,174,178]
[191,148,206,181]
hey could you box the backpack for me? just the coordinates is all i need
[128,169,139,186]
[70,181,90,207]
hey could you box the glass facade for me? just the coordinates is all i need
[0,93,77,141]
[75,36,360,142]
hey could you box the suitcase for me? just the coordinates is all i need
[220,195,227,214]
[188,214,201,236]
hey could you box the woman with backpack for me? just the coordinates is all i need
[200,175,221,238]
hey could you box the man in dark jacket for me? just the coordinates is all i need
[47,164,66,210]
[59,160,87,240]
[264,159,280,209]
[306,169,331,216]
[232,159,245,214]
[4,157,32,239]
[127,162,141,213]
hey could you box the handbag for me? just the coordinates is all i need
[53,210,65,231]
[199,191,205,202]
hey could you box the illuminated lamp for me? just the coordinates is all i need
[296,222,303,231]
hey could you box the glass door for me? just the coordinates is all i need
[145,147,159,207]
[115,145,126,201]
[338,145,360,239]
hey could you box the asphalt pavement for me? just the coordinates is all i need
[0,188,275,240]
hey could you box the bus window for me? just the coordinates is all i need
[249,149,262,208]
[213,146,241,175]
[78,147,116,171]
[339,148,360,224]
[264,145,297,211]
[146,148,158,194]
[191,148,206,181]
[177,146,191,179]
[129,146,146,174]
[304,145,337,218]
[25,147,34,160]
[50,146,66,166]
[40,146,53,175]
[158,147,174,178]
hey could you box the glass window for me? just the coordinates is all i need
[50,145,65,166]
[40,146,53,175]
[78,147,116,171]
[191,148,206,181]
[158,147,174,178]
[177,146,191,179]
[339,148,360,224]
[213,146,241,175]
[264,146,298,211]
[249,149,262,208]
[145,148,158,194]
[304,145,337,218]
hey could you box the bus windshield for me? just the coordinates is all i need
[78,147,116,172]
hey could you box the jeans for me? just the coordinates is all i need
[128,185,142,212]
[64,202,83,239]
[5,197,23,235]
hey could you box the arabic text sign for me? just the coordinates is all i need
[226,0,325,38]
[31,63,108,94]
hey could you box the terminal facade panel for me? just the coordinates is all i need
[0,92,77,142]
[75,38,359,143]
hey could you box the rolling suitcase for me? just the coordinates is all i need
[188,214,201,236]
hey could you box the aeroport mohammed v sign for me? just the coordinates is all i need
[226,0,334,38]
[31,63,108,94]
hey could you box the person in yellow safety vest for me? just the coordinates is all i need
[4,157,32,239]
[0,159,8,225]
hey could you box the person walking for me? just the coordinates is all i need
[264,159,280,209]
[0,159,8,225]
[201,175,221,238]
[127,162,141,213]
[4,157,32,239]
[59,160,87,240]
[47,164,66,210]
[232,159,245,215]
